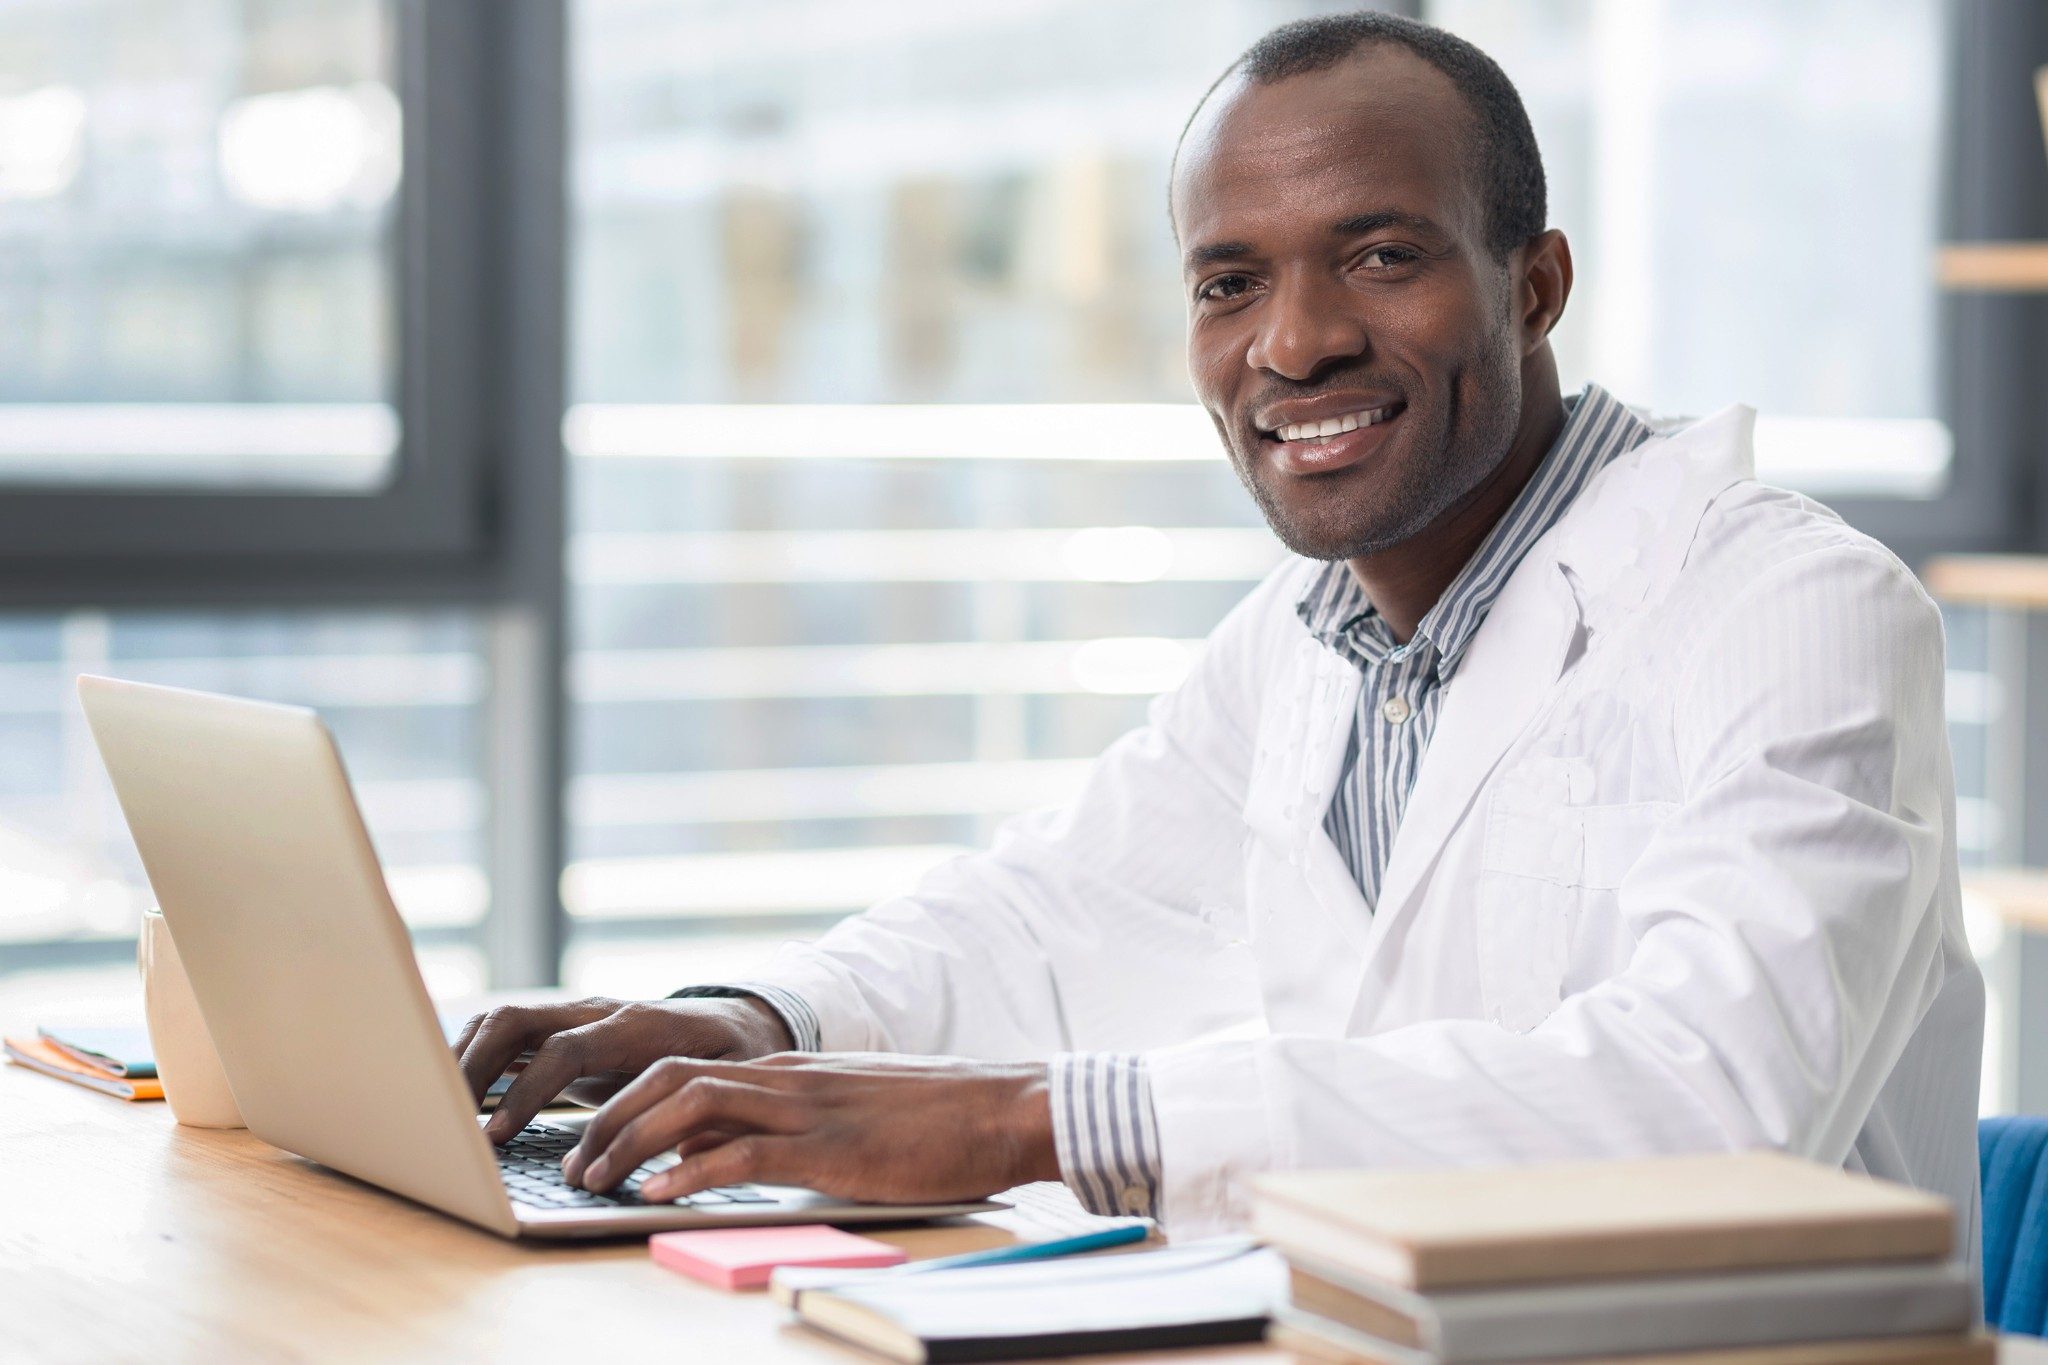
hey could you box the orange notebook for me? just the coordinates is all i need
[4,1034,165,1100]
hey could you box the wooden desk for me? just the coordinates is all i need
[6,1063,2045,1365]
[0,1061,1265,1364]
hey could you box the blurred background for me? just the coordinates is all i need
[3,0,2046,1109]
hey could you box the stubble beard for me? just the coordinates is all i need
[1233,351,1525,564]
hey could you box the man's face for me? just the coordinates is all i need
[1173,48,1527,561]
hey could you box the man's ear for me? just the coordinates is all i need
[1516,228,1573,354]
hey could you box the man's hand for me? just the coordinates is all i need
[560,1053,1061,1204]
[452,996,794,1142]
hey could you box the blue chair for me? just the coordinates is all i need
[1982,1115,2048,1334]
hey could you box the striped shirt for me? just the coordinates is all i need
[689,384,1653,1220]
[1303,384,1653,903]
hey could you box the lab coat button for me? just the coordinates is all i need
[1381,695,1412,724]
[1120,1185,1148,1213]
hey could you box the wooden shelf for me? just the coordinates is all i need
[1937,242,2048,291]
[1964,869,2048,933]
[1923,555,2048,609]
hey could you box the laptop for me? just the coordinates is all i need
[76,674,1001,1239]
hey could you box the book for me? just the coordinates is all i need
[1279,1252,1975,1362]
[37,1024,157,1078]
[1269,1312,1995,1365]
[1252,1152,1954,1291]
[651,1225,905,1290]
[788,1236,1285,1363]
[4,1035,164,1100]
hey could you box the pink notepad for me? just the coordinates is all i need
[649,1225,907,1291]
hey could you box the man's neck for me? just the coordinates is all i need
[1345,373,1568,645]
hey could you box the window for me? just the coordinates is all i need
[0,0,401,492]
[1429,0,1951,498]
[0,0,499,568]
[0,610,490,1019]
[563,0,1969,984]
[563,0,1302,980]
[0,2,2004,1014]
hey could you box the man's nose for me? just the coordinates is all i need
[1244,272,1370,382]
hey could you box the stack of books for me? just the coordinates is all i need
[1252,1152,1990,1364]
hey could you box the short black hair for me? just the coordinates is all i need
[1180,10,1546,258]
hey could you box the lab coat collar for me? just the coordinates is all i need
[1353,404,1758,976]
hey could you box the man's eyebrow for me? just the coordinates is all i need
[1185,240,1257,270]
[1331,210,1444,238]
[1183,211,1447,272]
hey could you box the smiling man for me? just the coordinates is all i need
[457,12,1983,1237]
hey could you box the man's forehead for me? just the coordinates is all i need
[1171,49,1478,242]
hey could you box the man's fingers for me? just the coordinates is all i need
[455,1012,543,1108]
[484,1021,619,1141]
[454,999,618,1112]
[671,1127,737,1161]
[560,1074,635,1109]
[573,1075,807,1192]
[450,1011,487,1058]
[565,1057,802,1178]
[641,1135,796,1202]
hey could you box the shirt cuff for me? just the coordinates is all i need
[668,983,821,1053]
[1048,1052,1163,1220]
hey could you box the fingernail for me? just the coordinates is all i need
[485,1115,509,1141]
[641,1175,673,1202]
[584,1158,610,1188]
[561,1152,584,1182]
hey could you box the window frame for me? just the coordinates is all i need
[0,2,494,582]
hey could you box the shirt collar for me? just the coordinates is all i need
[1295,383,1654,679]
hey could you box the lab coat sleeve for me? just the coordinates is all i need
[1144,543,1960,1232]
[733,565,1294,1060]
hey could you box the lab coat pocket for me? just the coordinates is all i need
[1575,801,1679,889]
[1477,795,1677,1031]
[1477,795,1580,1033]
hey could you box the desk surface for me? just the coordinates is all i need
[6,1061,2046,1365]
[0,1061,1268,1364]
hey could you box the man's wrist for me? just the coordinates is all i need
[667,983,819,1052]
[725,995,796,1056]
[1000,1064,1064,1186]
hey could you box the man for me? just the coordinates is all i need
[456,12,1983,1237]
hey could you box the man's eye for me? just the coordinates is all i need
[1361,245,1419,270]
[1198,273,1256,302]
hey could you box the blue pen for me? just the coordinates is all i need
[890,1223,1150,1275]
[769,1224,1153,1307]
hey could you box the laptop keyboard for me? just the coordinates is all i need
[495,1120,780,1211]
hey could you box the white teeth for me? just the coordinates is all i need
[1274,405,1395,442]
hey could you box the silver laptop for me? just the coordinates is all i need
[77,674,1000,1239]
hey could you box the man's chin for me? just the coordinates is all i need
[1259,499,1429,563]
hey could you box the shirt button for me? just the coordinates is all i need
[1120,1184,1149,1214]
[1381,695,1412,724]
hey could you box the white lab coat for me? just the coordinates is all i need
[750,405,1985,1240]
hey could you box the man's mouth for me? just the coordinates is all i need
[1258,401,1407,476]
[1267,403,1404,444]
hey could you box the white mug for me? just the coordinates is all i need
[137,906,245,1129]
